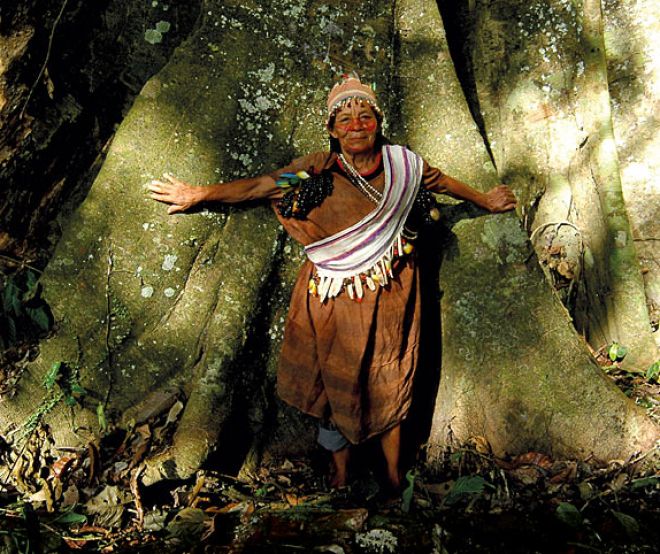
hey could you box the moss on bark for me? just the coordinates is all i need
[1,0,657,485]
[395,0,657,462]
[461,0,658,368]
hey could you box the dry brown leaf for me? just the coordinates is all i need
[510,452,553,470]
[549,461,577,484]
[509,467,543,485]
[467,436,492,455]
[608,472,629,492]
[87,442,100,484]
[51,455,77,479]
[284,493,301,506]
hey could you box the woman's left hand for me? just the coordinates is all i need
[484,185,517,213]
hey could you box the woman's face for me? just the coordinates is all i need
[329,101,379,156]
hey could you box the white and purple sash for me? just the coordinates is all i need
[305,145,423,301]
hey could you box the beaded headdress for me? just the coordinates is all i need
[326,74,383,125]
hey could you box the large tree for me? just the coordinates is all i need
[1,0,657,487]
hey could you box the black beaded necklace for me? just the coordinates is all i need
[276,171,334,220]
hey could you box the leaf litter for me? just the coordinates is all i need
[0,355,658,552]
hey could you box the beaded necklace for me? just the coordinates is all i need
[337,153,383,205]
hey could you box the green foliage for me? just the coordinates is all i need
[19,391,63,440]
[608,342,628,362]
[144,29,162,44]
[0,269,52,349]
[611,511,639,537]
[646,360,660,383]
[555,502,583,529]
[444,475,493,505]
[145,20,171,44]
[97,402,108,433]
[18,362,86,439]
[43,361,62,390]
[155,20,171,33]
[630,476,659,490]
[52,510,87,525]
[43,361,86,406]
[401,470,415,512]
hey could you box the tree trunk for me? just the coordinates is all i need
[603,0,660,347]
[1,0,657,485]
[394,0,657,463]
[0,0,199,257]
[460,0,658,369]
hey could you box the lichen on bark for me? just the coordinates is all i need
[1,0,657,485]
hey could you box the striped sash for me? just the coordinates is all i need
[305,145,423,301]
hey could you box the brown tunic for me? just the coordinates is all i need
[260,150,449,444]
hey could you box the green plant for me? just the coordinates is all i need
[646,360,660,383]
[19,361,86,440]
[0,269,52,349]
[443,475,494,506]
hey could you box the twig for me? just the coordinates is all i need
[188,472,206,508]
[19,0,69,119]
[566,543,602,553]
[0,254,42,273]
[130,465,145,530]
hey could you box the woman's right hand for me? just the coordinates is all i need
[148,173,204,214]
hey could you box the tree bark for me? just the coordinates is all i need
[462,0,658,369]
[1,0,657,485]
[0,0,199,256]
[603,0,660,347]
[394,0,657,463]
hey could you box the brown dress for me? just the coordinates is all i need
[257,150,450,444]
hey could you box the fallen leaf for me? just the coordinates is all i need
[85,485,131,529]
[52,455,77,479]
[166,507,211,540]
[509,467,542,485]
[510,452,553,470]
[467,436,491,455]
[608,473,629,492]
[165,400,184,426]
[549,461,577,483]
[555,502,583,529]
[422,481,454,497]
[284,493,301,505]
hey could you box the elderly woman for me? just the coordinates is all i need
[149,76,516,493]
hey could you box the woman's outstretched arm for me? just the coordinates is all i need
[148,173,283,214]
[423,164,517,213]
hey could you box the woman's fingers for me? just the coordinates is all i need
[148,175,184,203]
[162,172,186,186]
[486,185,517,212]
[147,173,199,214]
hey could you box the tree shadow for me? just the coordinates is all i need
[402,201,491,469]
[435,2,496,169]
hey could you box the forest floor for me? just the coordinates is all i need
[0,358,659,553]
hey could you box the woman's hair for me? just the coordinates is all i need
[327,108,388,153]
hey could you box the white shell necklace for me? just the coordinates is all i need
[338,153,383,205]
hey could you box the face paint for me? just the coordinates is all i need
[335,119,378,133]
[334,117,378,133]
[329,101,380,155]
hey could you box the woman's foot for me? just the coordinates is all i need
[376,478,403,508]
